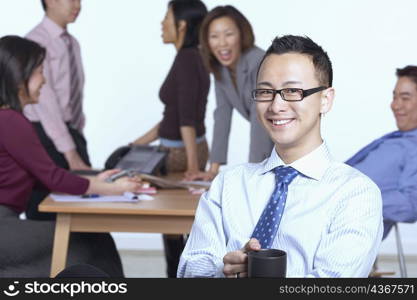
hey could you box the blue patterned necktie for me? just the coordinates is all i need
[251,166,299,248]
[345,131,403,166]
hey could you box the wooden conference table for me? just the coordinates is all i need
[39,189,200,277]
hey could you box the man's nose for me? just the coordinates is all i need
[269,93,289,112]
[391,98,401,110]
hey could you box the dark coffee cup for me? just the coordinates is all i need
[248,249,287,278]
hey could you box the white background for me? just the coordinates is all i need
[1,0,416,255]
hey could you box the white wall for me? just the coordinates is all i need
[1,0,416,255]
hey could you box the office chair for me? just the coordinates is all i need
[394,223,408,278]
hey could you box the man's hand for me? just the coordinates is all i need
[64,149,91,170]
[223,238,261,278]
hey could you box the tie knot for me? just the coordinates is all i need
[274,166,298,185]
[61,32,71,46]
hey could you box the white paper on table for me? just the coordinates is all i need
[137,194,154,201]
[50,194,139,203]
[180,180,211,187]
[123,192,154,201]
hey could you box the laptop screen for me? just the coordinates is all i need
[115,147,166,174]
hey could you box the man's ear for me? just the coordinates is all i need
[320,87,335,114]
[44,0,54,10]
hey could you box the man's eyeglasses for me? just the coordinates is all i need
[251,86,327,102]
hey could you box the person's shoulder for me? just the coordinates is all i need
[246,46,265,57]
[326,162,383,219]
[207,162,263,198]
[327,161,381,196]
[176,47,200,64]
[243,46,265,63]
[217,161,264,182]
[241,46,265,77]
[397,129,417,148]
[26,22,50,46]
[178,47,199,55]
[0,108,23,119]
[0,109,31,131]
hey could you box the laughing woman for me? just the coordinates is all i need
[0,35,142,277]
[188,6,274,181]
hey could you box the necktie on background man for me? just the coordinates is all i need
[345,131,403,166]
[61,32,83,131]
[251,166,299,248]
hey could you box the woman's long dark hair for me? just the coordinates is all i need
[169,0,207,49]
[0,35,46,111]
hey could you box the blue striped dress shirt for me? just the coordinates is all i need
[178,143,383,278]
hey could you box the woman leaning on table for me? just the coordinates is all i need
[0,35,142,277]
[131,0,209,278]
[132,0,210,179]
[188,5,274,181]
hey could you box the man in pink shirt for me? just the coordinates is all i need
[25,0,90,220]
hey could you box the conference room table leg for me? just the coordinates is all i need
[50,213,71,277]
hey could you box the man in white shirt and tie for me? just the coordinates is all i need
[25,0,91,220]
[178,35,383,278]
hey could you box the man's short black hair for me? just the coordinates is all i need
[396,65,417,88]
[41,0,46,11]
[258,35,333,87]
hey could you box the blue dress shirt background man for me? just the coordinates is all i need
[178,35,383,278]
[347,65,417,239]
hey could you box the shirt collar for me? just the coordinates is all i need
[400,127,417,138]
[42,16,66,39]
[260,142,333,181]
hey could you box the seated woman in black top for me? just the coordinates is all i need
[132,0,209,278]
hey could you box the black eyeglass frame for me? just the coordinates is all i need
[251,86,328,102]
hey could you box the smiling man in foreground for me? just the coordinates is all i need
[178,35,383,278]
